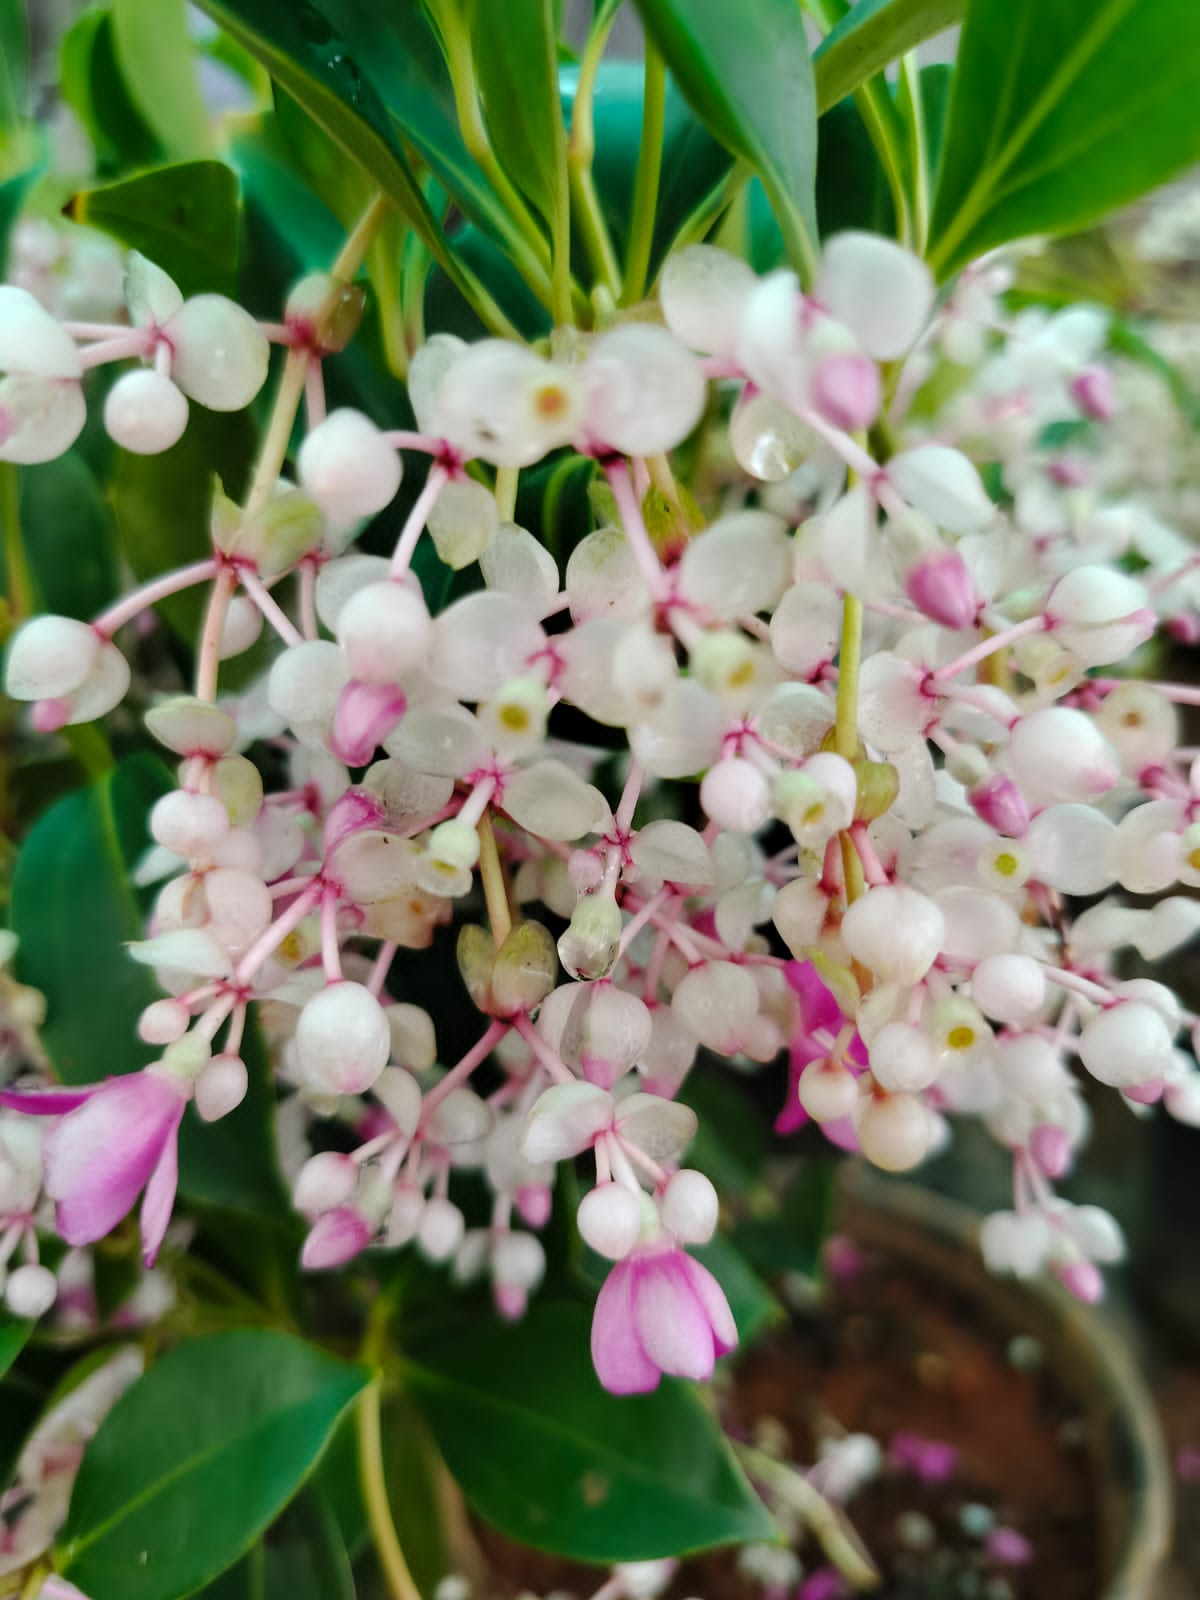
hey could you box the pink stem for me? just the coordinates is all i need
[421,1020,509,1117]
[605,461,666,598]
[195,567,238,701]
[512,1012,575,1085]
[390,463,449,578]
[320,889,343,981]
[299,560,320,640]
[304,360,327,429]
[235,880,323,983]
[78,330,154,369]
[381,429,443,453]
[239,568,304,646]
[931,615,1044,681]
[94,559,218,636]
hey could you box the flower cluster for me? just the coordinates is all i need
[5,220,1200,1391]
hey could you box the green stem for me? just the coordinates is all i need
[0,463,33,622]
[358,1310,421,1600]
[622,43,666,305]
[898,52,930,255]
[566,4,623,302]
[834,592,862,760]
[63,721,114,779]
[734,1442,880,1590]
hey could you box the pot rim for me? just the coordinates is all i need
[836,1163,1171,1600]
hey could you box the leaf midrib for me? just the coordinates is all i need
[61,1380,360,1570]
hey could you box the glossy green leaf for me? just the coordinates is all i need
[0,1310,32,1381]
[928,0,1200,279]
[112,0,213,159]
[10,754,173,1085]
[112,406,256,641]
[0,0,28,137]
[405,1300,774,1561]
[18,450,121,621]
[56,1332,368,1600]
[813,0,963,114]
[69,161,241,298]
[60,7,161,174]
[814,97,894,240]
[471,0,563,226]
[634,0,818,272]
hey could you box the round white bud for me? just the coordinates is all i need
[841,885,945,986]
[577,1182,642,1260]
[165,294,270,410]
[138,998,190,1045]
[194,1053,249,1122]
[150,790,231,859]
[417,1196,465,1261]
[4,1263,57,1319]
[869,1023,939,1093]
[971,954,1046,1023]
[299,410,404,522]
[661,1168,719,1244]
[293,1152,359,1216]
[103,369,189,454]
[6,614,99,701]
[295,980,391,1095]
[856,1092,933,1171]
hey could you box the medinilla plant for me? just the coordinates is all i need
[0,0,1199,1596]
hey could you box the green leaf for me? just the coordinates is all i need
[470,0,564,227]
[0,0,29,139]
[381,1393,451,1597]
[60,7,161,174]
[11,755,173,1085]
[813,0,963,114]
[814,97,895,239]
[634,0,818,273]
[112,0,213,159]
[689,1236,782,1345]
[405,1300,774,1561]
[18,450,121,622]
[176,1015,291,1218]
[735,1159,837,1279]
[928,0,1200,280]
[0,1309,32,1381]
[112,406,256,642]
[56,1331,368,1600]
[677,1069,770,1196]
[69,161,241,298]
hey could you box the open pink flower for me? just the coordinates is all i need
[1,1070,189,1266]
[590,1242,736,1394]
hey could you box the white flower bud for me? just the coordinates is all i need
[869,1023,939,1092]
[298,409,403,521]
[856,1091,933,1171]
[138,998,190,1045]
[660,1168,719,1245]
[150,791,231,859]
[194,1053,249,1121]
[993,1035,1064,1101]
[373,1066,423,1138]
[842,885,944,986]
[165,294,269,410]
[888,445,993,534]
[1008,708,1119,805]
[6,615,99,700]
[577,1182,643,1260]
[418,1196,465,1261]
[980,1210,1050,1278]
[103,369,188,454]
[1063,1204,1124,1263]
[387,1187,425,1246]
[772,876,828,956]
[971,954,1046,1023]
[797,1059,861,1122]
[1078,1001,1174,1089]
[493,1230,546,1292]
[425,1088,492,1146]
[296,980,391,1095]
[336,579,431,682]
[293,1151,359,1216]
[701,758,771,833]
[220,595,264,659]
[4,1263,57,1319]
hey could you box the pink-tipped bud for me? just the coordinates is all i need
[515,1183,552,1229]
[293,1151,359,1216]
[301,1206,370,1270]
[904,550,979,630]
[1029,1123,1071,1178]
[494,1282,527,1320]
[330,680,407,768]
[809,351,881,431]
[1124,1076,1164,1105]
[1071,365,1115,423]
[138,998,190,1045]
[33,697,71,732]
[1055,1258,1103,1303]
[968,773,1029,837]
[194,1053,249,1121]
[323,786,387,852]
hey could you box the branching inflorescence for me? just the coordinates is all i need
[4,211,1199,1396]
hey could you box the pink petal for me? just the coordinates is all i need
[140,1108,183,1266]
[301,1207,370,1270]
[632,1254,716,1382]
[590,1258,660,1395]
[784,961,843,1032]
[0,1085,96,1114]
[677,1253,738,1357]
[44,1073,186,1246]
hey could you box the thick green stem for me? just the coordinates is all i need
[834,592,863,760]
[358,1307,421,1600]
[622,43,666,305]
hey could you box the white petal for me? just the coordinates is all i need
[502,760,609,842]
[678,510,792,618]
[816,233,934,360]
[628,820,714,888]
[520,1081,613,1164]
[889,445,994,534]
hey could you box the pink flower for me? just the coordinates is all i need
[775,961,866,1143]
[2,1070,188,1266]
[590,1243,737,1394]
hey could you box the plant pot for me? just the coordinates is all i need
[837,1163,1171,1600]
